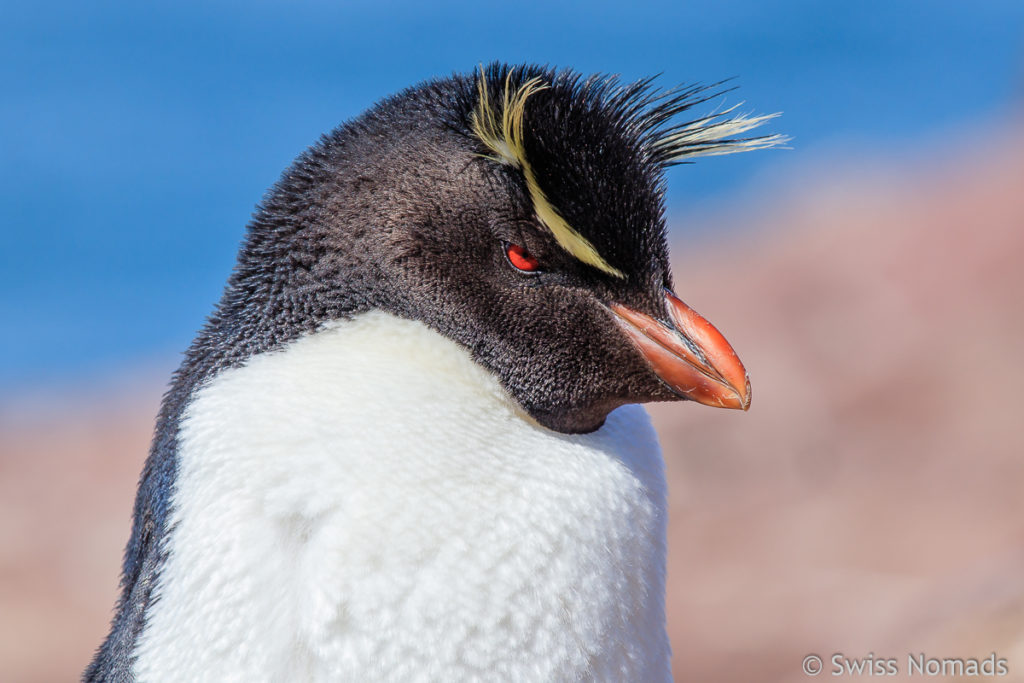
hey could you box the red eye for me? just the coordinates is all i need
[505,243,541,272]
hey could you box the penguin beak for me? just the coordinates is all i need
[609,290,751,411]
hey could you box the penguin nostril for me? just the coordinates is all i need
[504,242,542,273]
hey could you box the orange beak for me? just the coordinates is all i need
[610,290,751,410]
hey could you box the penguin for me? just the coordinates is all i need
[85,64,779,682]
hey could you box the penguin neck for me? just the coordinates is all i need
[134,311,671,681]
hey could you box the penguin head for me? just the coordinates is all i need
[228,64,781,434]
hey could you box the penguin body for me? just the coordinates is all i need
[87,64,774,681]
[133,312,669,682]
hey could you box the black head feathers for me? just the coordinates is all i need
[457,63,783,278]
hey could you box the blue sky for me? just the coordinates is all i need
[2,1,1022,390]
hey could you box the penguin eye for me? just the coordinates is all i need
[504,242,542,273]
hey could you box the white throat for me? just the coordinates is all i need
[133,311,671,682]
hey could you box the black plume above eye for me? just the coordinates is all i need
[504,242,542,273]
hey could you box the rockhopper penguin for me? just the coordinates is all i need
[86,64,780,682]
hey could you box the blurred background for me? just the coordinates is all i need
[2,1,1022,681]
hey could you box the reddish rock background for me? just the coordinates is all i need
[2,123,1022,682]
[656,123,1024,682]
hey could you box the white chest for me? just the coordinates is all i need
[133,312,671,682]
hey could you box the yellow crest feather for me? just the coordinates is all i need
[651,103,787,161]
[470,69,625,279]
